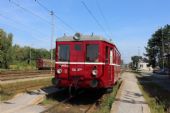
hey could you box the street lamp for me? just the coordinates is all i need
[29,46,31,64]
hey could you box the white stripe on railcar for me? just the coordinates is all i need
[55,62,120,66]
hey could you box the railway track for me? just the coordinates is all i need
[42,89,105,113]
[0,70,54,81]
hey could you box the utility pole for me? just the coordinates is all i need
[29,46,31,64]
[161,29,165,70]
[50,11,54,74]
[137,47,140,70]
[138,47,140,57]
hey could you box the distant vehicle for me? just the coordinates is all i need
[36,58,55,70]
[153,67,170,75]
[164,68,170,75]
[153,67,160,73]
[158,68,170,75]
[52,33,121,90]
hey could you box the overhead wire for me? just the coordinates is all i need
[9,0,51,25]
[4,0,52,43]
[7,0,69,41]
[35,0,51,12]
[96,0,113,38]
[35,0,76,32]
[0,14,48,43]
[2,0,52,43]
[0,11,49,38]
[81,1,110,38]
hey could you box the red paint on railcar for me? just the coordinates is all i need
[36,58,55,70]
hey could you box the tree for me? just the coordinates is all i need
[0,29,13,68]
[12,45,51,62]
[131,56,142,69]
[145,25,170,68]
[0,28,53,69]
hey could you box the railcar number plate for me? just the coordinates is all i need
[71,68,82,71]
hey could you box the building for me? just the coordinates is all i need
[138,60,153,71]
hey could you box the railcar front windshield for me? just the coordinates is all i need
[86,44,99,62]
[58,45,70,61]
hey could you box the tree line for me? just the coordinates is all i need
[0,28,54,69]
[131,25,170,69]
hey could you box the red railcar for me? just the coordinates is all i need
[36,58,55,70]
[53,33,121,89]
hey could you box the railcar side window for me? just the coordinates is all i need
[105,46,109,63]
[110,49,113,64]
[58,45,70,61]
[86,44,99,62]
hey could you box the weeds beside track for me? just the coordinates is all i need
[0,70,53,81]
[0,76,53,101]
[41,80,122,113]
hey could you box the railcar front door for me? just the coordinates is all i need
[69,42,84,80]
[105,46,113,87]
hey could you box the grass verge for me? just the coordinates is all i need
[9,61,36,70]
[0,77,52,101]
[95,80,122,113]
[40,81,122,113]
[138,83,165,113]
[41,98,56,106]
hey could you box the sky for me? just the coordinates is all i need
[0,0,170,63]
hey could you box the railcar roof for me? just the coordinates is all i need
[56,34,120,55]
[56,35,114,44]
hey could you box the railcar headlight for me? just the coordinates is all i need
[92,69,98,76]
[57,69,62,74]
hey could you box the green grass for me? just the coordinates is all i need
[0,92,15,101]
[131,70,142,74]
[0,77,53,101]
[95,80,122,113]
[41,98,57,105]
[138,83,165,113]
[40,81,122,113]
[136,72,170,113]
[9,61,36,70]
